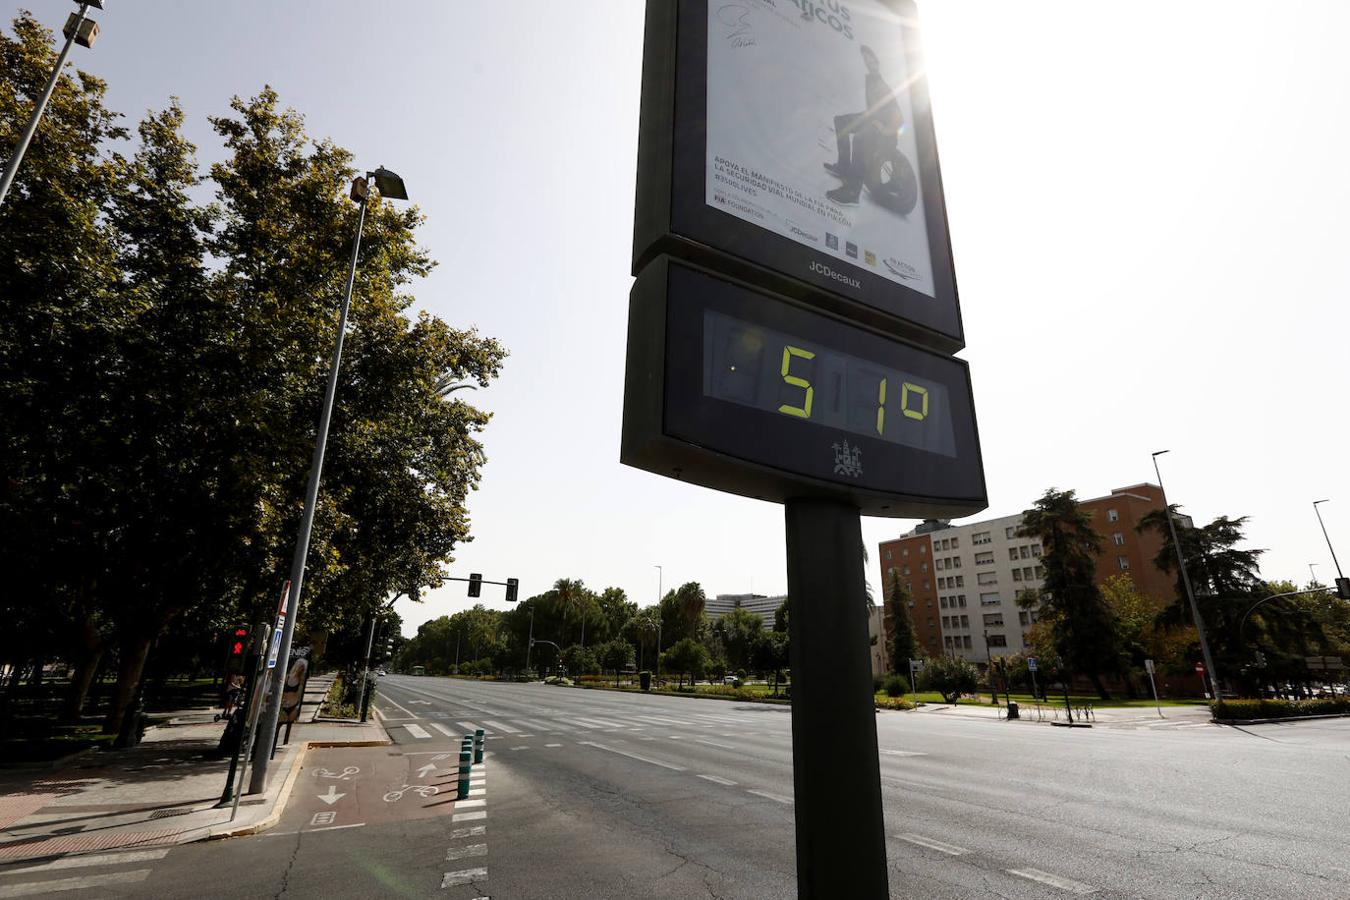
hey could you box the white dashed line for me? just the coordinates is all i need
[457,721,489,734]
[545,743,562,748]
[578,741,686,771]
[440,867,488,888]
[453,810,487,822]
[450,825,486,839]
[404,723,431,739]
[1007,868,1097,894]
[446,844,488,861]
[698,774,737,786]
[509,745,529,751]
[879,749,927,757]
[694,738,736,750]
[482,720,520,734]
[746,790,793,804]
[894,833,968,856]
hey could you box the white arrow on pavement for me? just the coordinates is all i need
[317,785,346,805]
[416,763,437,778]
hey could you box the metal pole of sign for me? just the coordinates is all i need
[231,625,271,822]
[1144,659,1162,718]
[1028,662,1039,703]
[358,617,376,722]
[784,498,888,899]
[907,659,919,696]
[526,611,534,676]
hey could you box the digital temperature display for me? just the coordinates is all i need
[703,311,957,458]
[621,257,987,518]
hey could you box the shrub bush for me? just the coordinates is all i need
[1211,697,1350,720]
[884,674,908,698]
[875,697,915,711]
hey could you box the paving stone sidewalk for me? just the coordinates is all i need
[0,673,388,864]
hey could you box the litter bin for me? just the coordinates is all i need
[639,671,652,692]
[1006,701,1019,720]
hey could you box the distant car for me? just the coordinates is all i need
[376,669,386,676]
[722,675,738,685]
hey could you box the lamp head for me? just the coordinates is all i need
[369,167,408,200]
[1314,499,1330,506]
[81,0,105,9]
[1151,450,1169,458]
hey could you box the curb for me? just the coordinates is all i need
[205,741,310,841]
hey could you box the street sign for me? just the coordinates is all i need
[909,659,925,672]
[1143,658,1154,675]
[622,257,986,517]
[634,0,963,353]
[1027,657,1038,672]
[266,628,284,670]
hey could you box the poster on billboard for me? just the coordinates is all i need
[705,0,935,297]
[633,0,961,353]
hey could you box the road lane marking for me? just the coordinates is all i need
[430,723,458,738]
[544,743,562,748]
[581,717,626,728]
[445,844,488,861]
[455,798,487,808]
[570,718,613,729]
[578,741,686,771]
[469,788,486,796]
[404,724,431,739]
[894,833,968,856]
[879,749,927,757]
[481,720,520,734]
[450,825,486,839]
[1007,868,1097,894]
[378,693,422,718]
[510,718,554,731]
[634,715,694,726]
[3,849,169,874]
[440,867,488,888]
[509,746,528,751]
[694,738,737,750]
[746,790,793,804]
[698,774,737,786]
[453,811,487,822]
[457,722,489,734]
[0,870,151,897]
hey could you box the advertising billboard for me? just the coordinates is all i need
[633,0,962,353]
[706,0,936,297]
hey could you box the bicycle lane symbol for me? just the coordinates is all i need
[383,784,440,803]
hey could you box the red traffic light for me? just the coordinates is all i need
[230,625,250,655]
[231,641,245,655]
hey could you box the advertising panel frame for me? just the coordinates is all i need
[633,0,964,354]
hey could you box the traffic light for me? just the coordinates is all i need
[468,573,482,598]
[229,626,250,657]
[506,577,519,604]
[384,635,395,659]
[1337,577,1350,601]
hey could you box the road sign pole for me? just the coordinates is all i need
[1144,659,1162,718]
[785,498,888,899]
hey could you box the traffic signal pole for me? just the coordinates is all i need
[784,498,889,899]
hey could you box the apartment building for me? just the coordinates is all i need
[877,483,1172,666]
[706,593,785,627]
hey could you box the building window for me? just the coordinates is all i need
[1034,566,1044,578]
[941,538,950,550]
[951,537,959,548]
[905,582,912,593]
[903,566,910,576]
[977,571,998,586]
[1005,526,1017,539]
[885,549,892,560]
[1008,548,1020,562]
[919,545,926,555]
[1107,508,1119,523]
[986,634,1008,648]
[975,551,994,565]
[1023,567,1034,580]
[952,557,962,568]
[942,616,950,629]
[954,576,964,588]
[1019,611,1030,626]
[957,595,967,607]
[983,613,1004,627]
[1113,532,1125,546]
[972,531,991,545]
[980,592,1000,606]
[902,548,909,558]
[921,563,928,573]
[1020,546,1031,559]
[1118,555,1130,570]
[1031,545,1041,557]
[924,581,931,591]
[963,635,973,649]
[960,615,969,628]
[1012,569,1023,582]
[940,597,948,609]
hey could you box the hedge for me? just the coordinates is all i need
[1211,697,1350,721]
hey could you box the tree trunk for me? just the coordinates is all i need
[1089,671,1112,701]
[103,635,153,734]
[61,649,103,724]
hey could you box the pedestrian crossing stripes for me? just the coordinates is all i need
[0,869,151,897]
[387,707,794,744]
[429,722,457,737]
[480,720,520,734]
[403,723,431,739]
[456,721,489,734]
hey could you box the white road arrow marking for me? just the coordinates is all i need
[417,763,437,778]
[317,785,346,805]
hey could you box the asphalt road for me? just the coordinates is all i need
[4,675,1345,898]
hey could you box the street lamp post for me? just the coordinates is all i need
[1152,451,1222,701]
[249,167,409,794]
[0,1,105,210]
[653,565,663,679]
[1313,500,1346,585]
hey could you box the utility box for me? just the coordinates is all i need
[63,14,99,49]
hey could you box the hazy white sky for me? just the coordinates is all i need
[16,1,1348,634]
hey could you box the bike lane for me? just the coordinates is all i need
[274,745,464,835]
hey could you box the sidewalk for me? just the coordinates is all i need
[0,673,389,864]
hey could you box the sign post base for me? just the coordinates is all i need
[785,497,889,899]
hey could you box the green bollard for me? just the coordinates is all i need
[474,728,485,764]
[457,750,472,799]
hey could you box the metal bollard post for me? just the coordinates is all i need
[474,728,485,764]
[457,750,472,799]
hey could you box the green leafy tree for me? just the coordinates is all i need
[660,638,710,689]
[1019,488,1126,699]
[923,654,979,703]
[660,582,707,645]
[774,597,790,633]
[712,607,763,673]
[885,571,919,675]
[597,587,636,646]
[598,639,635,687]
[752,631,790,695]
[561,643,599,677]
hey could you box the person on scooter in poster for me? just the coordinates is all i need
[825,44,917,215]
